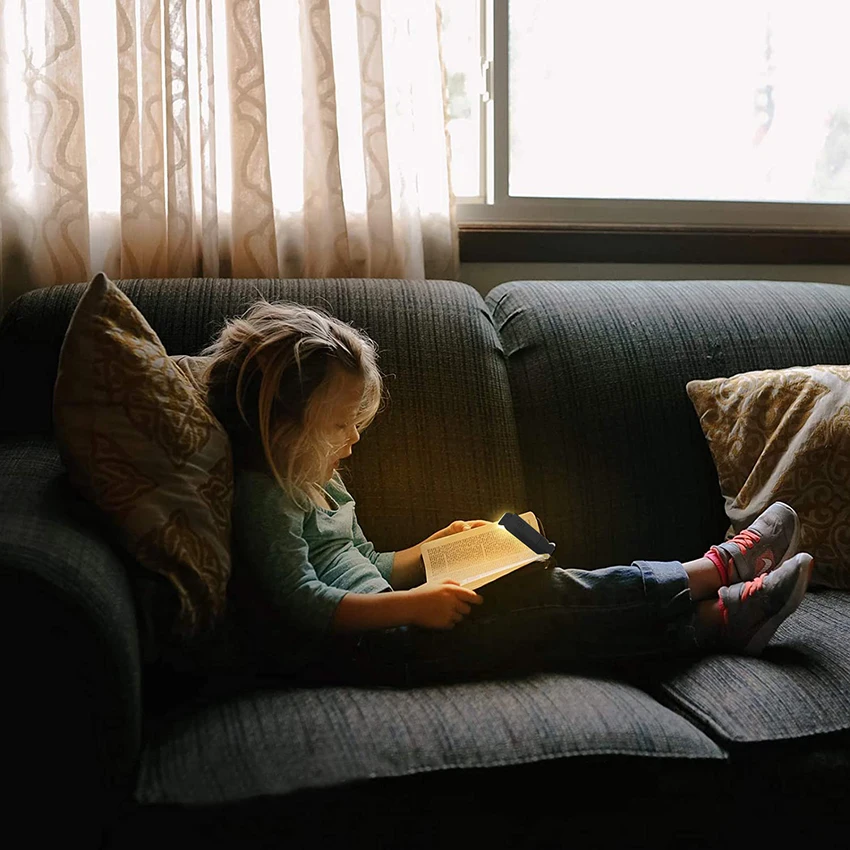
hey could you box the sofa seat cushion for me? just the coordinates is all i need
[132,672,724,807]
[657,588,850,744]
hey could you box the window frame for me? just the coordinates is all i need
[456,0,850,264]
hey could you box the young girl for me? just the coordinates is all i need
[199,298,814,688]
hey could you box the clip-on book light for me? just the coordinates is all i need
[497,513,556,556]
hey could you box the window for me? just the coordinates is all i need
[442,0,850,236]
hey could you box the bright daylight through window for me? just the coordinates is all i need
[441,0,850,224]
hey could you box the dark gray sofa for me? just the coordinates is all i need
[3,276,850,848]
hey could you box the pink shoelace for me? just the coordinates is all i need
[705,528,762,586]
[740,572,766,601]
[727,528,761,555]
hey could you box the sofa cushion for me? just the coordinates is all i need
[485,279,850,570]
[52,272,233,642]
[687,364,850,589]
[656,588,850,744]
[131,672,725,808]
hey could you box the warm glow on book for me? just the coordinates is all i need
[421,511,549,591]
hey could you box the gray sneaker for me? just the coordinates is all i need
[718,552,813,656]
[707,502,801,584]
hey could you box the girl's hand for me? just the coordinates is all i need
[422,519,491,545]
[405,580,484,630]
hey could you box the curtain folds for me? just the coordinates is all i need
[0,0,458,315]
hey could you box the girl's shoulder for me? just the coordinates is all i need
[233,467,352,516]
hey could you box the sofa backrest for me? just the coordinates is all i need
[487,279,850,568]
[0,277,526,553]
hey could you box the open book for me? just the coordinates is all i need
[421,512,551,591]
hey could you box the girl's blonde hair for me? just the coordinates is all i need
[198,297,386,512]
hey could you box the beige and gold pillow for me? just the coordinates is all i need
[687,365,850,589]
[53,272,233,640]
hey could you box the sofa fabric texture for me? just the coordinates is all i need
[656,587,850,743]
[0,277,528,554]
[4,276,850,846]
[134,673,725,807]
[484,278,850,571]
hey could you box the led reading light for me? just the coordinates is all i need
[498,513,556,556]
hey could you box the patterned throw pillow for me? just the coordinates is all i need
[687,365,850,589]
[53,272,233,647]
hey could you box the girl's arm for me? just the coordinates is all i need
[331,590,416,632]
[331,580,484,633]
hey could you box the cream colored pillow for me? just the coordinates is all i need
[53,272,232,641]
[687,365,850,589]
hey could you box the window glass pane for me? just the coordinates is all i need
[441,0,482,198]
[509,0,850,203]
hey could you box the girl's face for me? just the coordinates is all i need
[324,378,364,479]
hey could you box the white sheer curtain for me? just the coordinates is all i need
[0,0,459,315]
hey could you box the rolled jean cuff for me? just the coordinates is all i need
[632,559,690,607]
[633,559,698,653]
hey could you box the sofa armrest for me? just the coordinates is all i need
[0,437,143,843]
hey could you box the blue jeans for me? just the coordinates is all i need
[296,559,701,688]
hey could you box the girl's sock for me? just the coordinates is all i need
[704,546,730,586]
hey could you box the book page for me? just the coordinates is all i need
[422,512,545,588]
